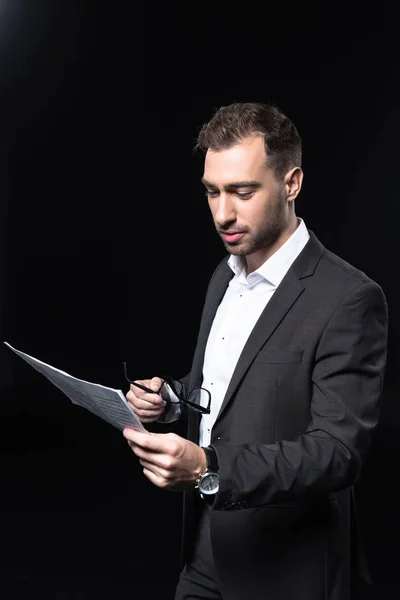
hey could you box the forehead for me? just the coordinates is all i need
[203,136,268,184]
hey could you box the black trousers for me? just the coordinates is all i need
[174,503,223,600]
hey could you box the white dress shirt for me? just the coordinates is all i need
[163,219,310,448]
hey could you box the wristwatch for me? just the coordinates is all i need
[196,445,220,495]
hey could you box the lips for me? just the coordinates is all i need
[221,232,245,243]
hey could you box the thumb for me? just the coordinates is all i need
[149,377,163,393]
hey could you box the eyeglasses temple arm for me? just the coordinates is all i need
[130,380,162,395]
[123,362,158,395]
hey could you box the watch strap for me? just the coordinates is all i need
[202,445,219,473]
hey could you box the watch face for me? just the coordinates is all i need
[199,471,219,495]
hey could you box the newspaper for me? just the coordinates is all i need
[4,341,146,432]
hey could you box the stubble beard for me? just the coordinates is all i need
[221,192,287,258]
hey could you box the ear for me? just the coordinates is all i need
[284,167,303,202]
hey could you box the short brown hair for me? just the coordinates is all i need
[195,102,302,180]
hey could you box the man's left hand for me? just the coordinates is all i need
[123,428,207,491]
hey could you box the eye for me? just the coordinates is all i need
[237,191,254,199]
[205,190,219,198]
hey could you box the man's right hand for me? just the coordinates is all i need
[126,377,168,423]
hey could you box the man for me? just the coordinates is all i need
[123,102,388,600]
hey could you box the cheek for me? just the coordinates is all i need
[251,197,281,225]
[241,205,263,229]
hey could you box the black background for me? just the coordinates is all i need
[0,1,398,598]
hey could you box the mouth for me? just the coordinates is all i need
[220,231,245,244]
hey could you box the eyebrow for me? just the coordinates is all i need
[201,178,261,190]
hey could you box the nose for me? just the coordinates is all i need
[213,194,236,227]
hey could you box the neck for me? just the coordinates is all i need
[245,216,299,275]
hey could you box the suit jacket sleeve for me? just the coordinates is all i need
[213,280,388,509]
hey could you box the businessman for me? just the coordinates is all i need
[123,102,388,600]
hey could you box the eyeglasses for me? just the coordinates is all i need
[122,362,211,414]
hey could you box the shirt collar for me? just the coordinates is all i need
[227,218,310,287]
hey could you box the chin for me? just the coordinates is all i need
[225,244,249,256]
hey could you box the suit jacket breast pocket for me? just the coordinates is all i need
[254,348,303,364]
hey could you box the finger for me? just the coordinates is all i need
[127,440,155,460]
[142,467,172,489]
[139,458,172,479]
[128,403,167,422]
[149,377,164,392]
[131,445,173,470]
[123,429,153,445]
[126,443,171,478]
[123,428,168,451]
[130,377,164,396]
[128,396,167,412]
[126,388,165,408]
[126,412,165,425]
[134,413,164,424]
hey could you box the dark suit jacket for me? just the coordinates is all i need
[177,231,388,600]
